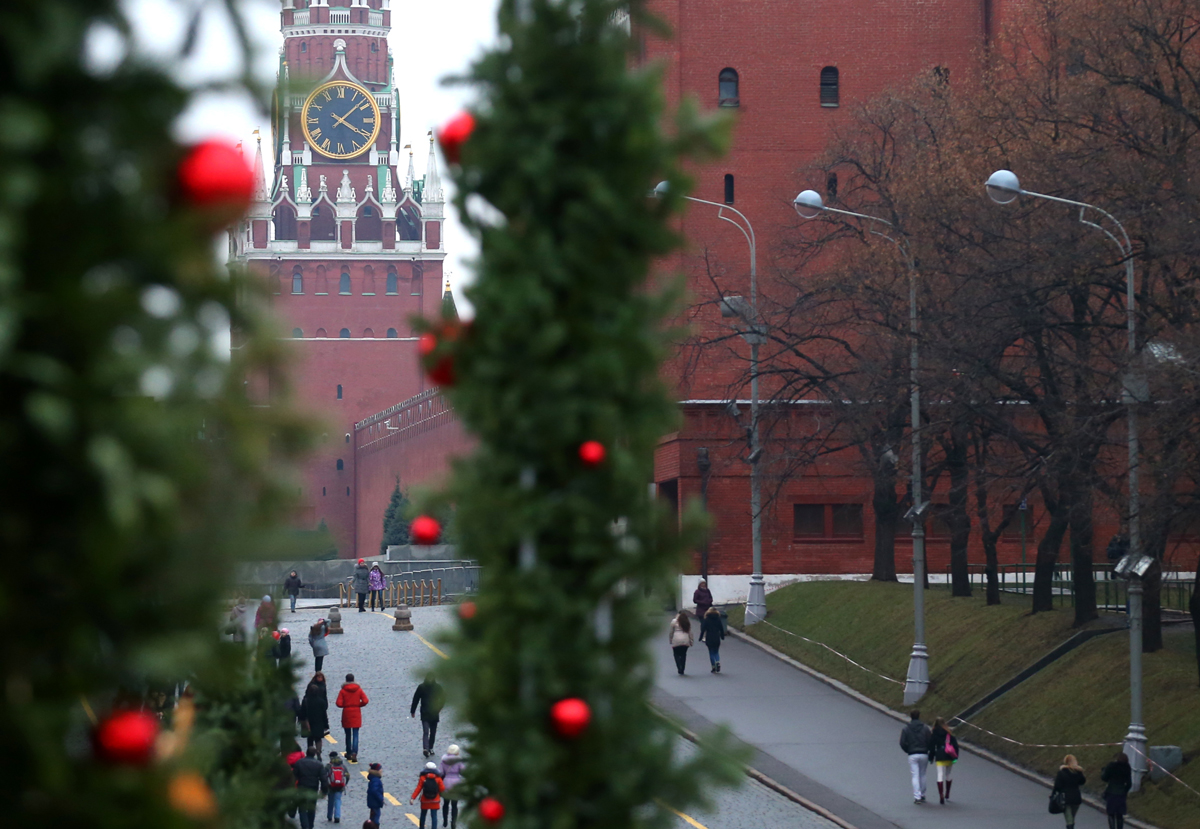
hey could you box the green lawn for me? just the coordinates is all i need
[728,581,1200,829]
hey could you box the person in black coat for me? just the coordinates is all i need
[1101,752,1133,829]
[284,570,304,612]
[927,717,959,804]
[698,606,725,673]
[410,674,445,757]
[293,746,325,829]
[1053,755,1087,829]
[301,673,330,757]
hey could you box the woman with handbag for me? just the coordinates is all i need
[1052,755,1086,829]
[300,672,330,758]
[1101,752,1133,829]
[927,717,959,804]
[668,612,693,675]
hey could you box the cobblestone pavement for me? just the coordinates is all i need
[278,601,837,829]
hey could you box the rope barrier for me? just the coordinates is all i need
[949,715,1123,749]
[1127,745,1200,800]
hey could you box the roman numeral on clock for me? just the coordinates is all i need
[337,86,346,98]
[322,139,331,151]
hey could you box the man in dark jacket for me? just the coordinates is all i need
[284,570,304,612]
[411,673,445,757]
[293,746,325,829]
[352,560,370,612]
[899,710,932,804]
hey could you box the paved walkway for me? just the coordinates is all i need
[651,624,1111,829]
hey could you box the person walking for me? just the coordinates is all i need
[899,709,932,804]
[366,763,385,826]
[411,673,445,757]
[410,761,445,829]
[1053,755,1087,829]
[276,627,292,663]
[1101,752,1133,829]
[698,606,725,673]
[309,619,330,672]
[692,580,713,619]
[368,564,386,611]
[324,750,349,824]
[668,612,693,675]
[285,570,304,613]
[293,746,325,829]
[928,717,959,804]
[336,673,369,763]
[439,745,466,829]
[352,559,371,612]
[300,673,329,757]
[255,595,276,630]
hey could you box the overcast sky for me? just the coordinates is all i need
[91,0,501,312]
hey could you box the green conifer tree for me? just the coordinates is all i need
[423,1,741,827]
[381,478,413,554]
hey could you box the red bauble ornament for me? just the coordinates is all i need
[411,515,441,545]
[418,332,438,357]
[550,697,592,738]
[272,630,281,640]
[418,326,459,387]
[178,140,255,210]
[458,601,477,620]
[437,112,476,165]
[478,797,505,823]
[94,710,160,765]
[426,357,456,387]
[578,441,606,466]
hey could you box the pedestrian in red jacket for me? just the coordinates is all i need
[336,673,369,763]
[410,762,445,829]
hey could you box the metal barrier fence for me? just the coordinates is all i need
[337,564,480,608]
[940,563,1194,613]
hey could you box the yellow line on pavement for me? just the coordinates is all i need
[405,813,419,825]
[385,793,402,806]
[325,734,337,744]
[361,771,369,779]
[664,804,710,829]
[414,631,448,660]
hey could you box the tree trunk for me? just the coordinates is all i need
[1068,486,1098,626]
[1033,510,1069,613]
[871,468,899,582]
[1140,517,1168,654]
[947,423,972,597]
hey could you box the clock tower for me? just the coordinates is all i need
[234,0,445,558]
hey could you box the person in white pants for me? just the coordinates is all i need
[899,710,933,803]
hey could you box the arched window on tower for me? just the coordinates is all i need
[386,270,399,295]
[820,67,840,107]
[336,384,343,398]
[718,68,739,107]
[310,203,336,241]
[397,204,421,241]
[315,328,327,338]
[339,328,351,338]
[339,272,351,295]
[410,261,424,296]
[724,174,735,205]
[300,42,307,53]
[274,203,297,241]
[336,459,344,471]
[292,269,304,294]
[371,41,379,52]
[292,328,303,338]
[363,328,375,338]
[356,204,382,242]
[386,328,398,338]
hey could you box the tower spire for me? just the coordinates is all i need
[251,130,268,203]
[424,130,443,202]
[404,145,416,194]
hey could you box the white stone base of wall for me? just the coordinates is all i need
[678,572,969,608]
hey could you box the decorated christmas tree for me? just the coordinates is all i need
[1,0,308,826]
[419,0,741,826]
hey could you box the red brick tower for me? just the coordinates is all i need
[234,0,444,557]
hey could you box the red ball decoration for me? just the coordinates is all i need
[578,441,606,467]
[478,797,505,823]
[550,697,592,738]
[411,515,441,545]
[418,332,438,357]
[178,140,255,210]
[94,710,160,765]
[458,601,477,620]
[272,630,282,640]
[437,112,476,165]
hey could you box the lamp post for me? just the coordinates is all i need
[654,181,766,625]
[793,189,929,705]
[985,169,1146,788]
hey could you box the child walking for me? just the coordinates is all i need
[366,763,385,826]
[411,761,445,829]
[324,750,348,824]
[439,745,466,829]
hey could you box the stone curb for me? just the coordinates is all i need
[727,627,1165,829]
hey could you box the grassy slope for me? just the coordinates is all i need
[727,581,1199,829]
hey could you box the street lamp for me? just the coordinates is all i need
[654,181,767,625]
[985,169,1146,788]
[793,189,930,706]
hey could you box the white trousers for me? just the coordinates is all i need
[908,754,929,799]
[936,761,953,782]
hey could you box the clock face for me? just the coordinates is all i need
[301,81,381,160]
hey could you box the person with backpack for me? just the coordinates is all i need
[1052,755,1087,829]
[668,612,693,675]
[1101,751,1133,829]
[300,672,329,757]
[439,744,466,829]
[336,672,369,763]
[324,751,349,824]
[293,746,325,829]
[368,563,386,610]
[366,763,385,826]
[899,709,932,803]
[309,619,330,672]
[410,761,445,829]
[410,673,445,757]
[698,606,725,673]
[927,717,959,804]
[284,570,304,612]
[352,559,371,612]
